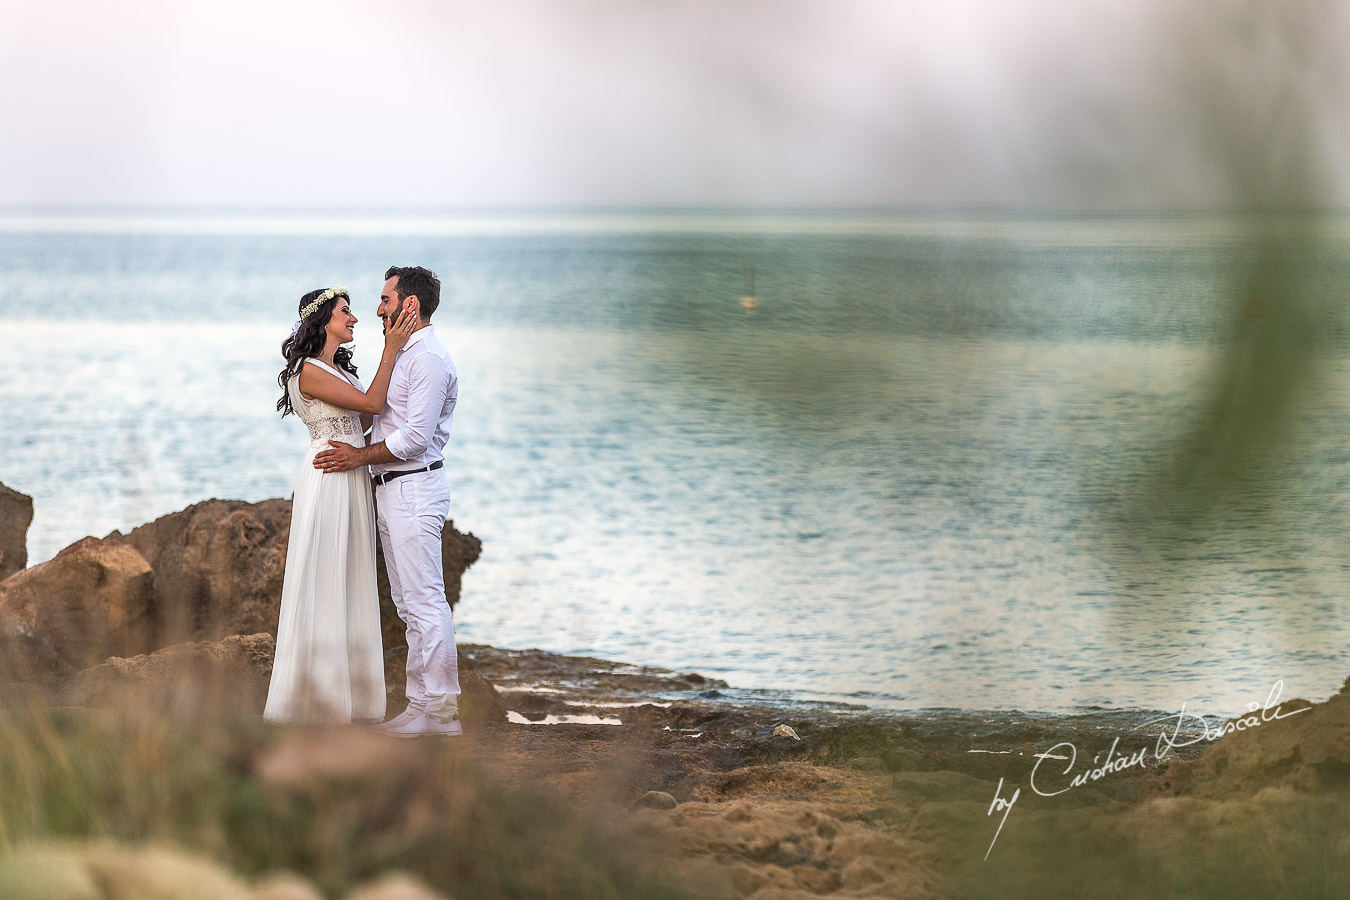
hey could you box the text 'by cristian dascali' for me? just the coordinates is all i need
[983,681,1309,861]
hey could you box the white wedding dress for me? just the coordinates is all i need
[264,358,386,724]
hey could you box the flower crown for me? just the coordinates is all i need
[300,286,349,321]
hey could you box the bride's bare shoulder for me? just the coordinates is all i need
[298,358,341,400]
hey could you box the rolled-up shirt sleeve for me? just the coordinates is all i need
[383,354,451,461]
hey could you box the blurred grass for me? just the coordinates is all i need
[0,684,690,899]
[938,789,1350,900]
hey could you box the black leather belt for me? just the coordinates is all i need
[372,460,443,486]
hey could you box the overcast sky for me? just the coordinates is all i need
[2,0,1347,211]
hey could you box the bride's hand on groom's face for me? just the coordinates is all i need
[314,440,360,473]
[383,304,418,353]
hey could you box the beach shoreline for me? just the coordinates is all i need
[4,486,1350,896]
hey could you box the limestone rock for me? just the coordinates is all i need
[108,499,481,652]
[634,790,679,810]
[0,536,155,670]
[107,498,293,645]
[1141,689,1334,799]
[0,482,33,581]
[59,633,276,712]
[665,794,929,898]
[0,610,72,689]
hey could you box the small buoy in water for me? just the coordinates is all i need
[739,295,758,312]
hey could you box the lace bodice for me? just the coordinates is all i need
[290,359,367,447]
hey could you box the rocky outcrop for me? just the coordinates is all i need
[0,482,34,580]
[107,499,293,645]
[1141,686,1332,799]
[107,499,481,651]
[0,537,155,670]
[58,633,277,712]
[0,491,483,707]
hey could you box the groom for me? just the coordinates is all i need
[314,265,462,736]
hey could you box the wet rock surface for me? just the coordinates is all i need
[461,643,1214,800]
[445,645,1350,897]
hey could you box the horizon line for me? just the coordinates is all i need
[2,208,1348,242]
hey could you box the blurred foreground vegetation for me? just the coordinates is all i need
[944,789,1350,899]
[0,686,688,900]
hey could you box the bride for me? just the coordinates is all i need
[264,285,416,724]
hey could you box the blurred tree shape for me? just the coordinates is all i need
[1118,0,1346,568]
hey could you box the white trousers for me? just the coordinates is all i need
[375,470,460,722]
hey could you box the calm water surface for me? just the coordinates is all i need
[3,213,1350,715]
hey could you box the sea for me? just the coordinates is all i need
[3,210,1350,717]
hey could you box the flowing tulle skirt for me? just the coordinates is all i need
[264,440,386,724]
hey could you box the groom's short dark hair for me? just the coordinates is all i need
[385,265,442,320]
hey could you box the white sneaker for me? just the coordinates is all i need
[385,715,464,738]
[372,708,424,731]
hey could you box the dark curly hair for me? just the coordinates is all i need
[276,288,359,417]
[385,265,441,319]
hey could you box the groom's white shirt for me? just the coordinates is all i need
[370,325,458,475]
